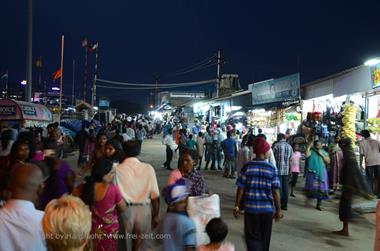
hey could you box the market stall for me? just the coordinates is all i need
[0,98,52,127]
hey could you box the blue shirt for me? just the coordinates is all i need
[223,137,236,158]
[236,160,280,214]
[161,212,196,251]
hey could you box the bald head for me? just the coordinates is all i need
[9,163,44,201]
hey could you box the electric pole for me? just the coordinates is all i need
[216,49,221,98]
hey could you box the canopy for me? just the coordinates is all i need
[0,99,52,122]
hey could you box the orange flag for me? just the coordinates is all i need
[53,68,62,80]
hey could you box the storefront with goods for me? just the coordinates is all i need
[366,62,380,139]
[248,73,301,143]
[300,65,375,147]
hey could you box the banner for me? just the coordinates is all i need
[371,63,380,89]
[0,105,16,116]
[251,73,300,106]
[21,105,37,116]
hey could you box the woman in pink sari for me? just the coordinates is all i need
[74,158,126,251]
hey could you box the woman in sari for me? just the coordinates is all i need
[305,140,330,210]
[73,158,126,251]
[328,136,343,191]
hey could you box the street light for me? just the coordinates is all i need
[364,57,380,66]
[21,80,27,86]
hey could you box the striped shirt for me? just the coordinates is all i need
[236,160,280,214]
[273,140,293,175]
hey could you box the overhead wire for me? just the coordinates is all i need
[168,55,216,76]
[168,62,218,77]
[97,79,216,90]
[96,78,216,87]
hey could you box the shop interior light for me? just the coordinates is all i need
[364,58,380,66]
[231,106,242,111]
[21,80,27,86]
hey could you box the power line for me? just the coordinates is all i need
[168,55,216,76]
[97,79,215,90]
[169,62,218,77]
[96,78,216,87]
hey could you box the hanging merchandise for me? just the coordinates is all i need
[270,109,284,128]
[341,103,357,147]
[367,118,380,134]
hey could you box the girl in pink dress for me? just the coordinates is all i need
[290,144,302,197]
[74,158,126,251]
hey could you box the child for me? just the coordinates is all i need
[290,144,302,197]
[197,218,235,251]
[161,179,197,251]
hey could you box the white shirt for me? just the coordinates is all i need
[360,138,380,166]
[163,134,176,151]
[122,128,135,142]
[115,157,160,203]
[0,199,46,251]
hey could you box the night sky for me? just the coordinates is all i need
[1,0,380,108]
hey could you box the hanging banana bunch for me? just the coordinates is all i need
[341,103,357,148]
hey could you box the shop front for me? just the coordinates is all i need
[301,65,373,145]
[249,73,301,142]
[0,98,52,127]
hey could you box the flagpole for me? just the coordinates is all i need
[91,43,99,108]
[5,70,9,99]
[83,39,88,103]
[59,35,65,121]
[72,59,75,106]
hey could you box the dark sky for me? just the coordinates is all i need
[2,0,380,106]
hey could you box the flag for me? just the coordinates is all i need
[82,38,88,47]
[1,72,8,79]
[88,42,98,52]
[35,57,43,69]
[53,68,62,80]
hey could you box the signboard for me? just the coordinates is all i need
[0,105,16,116]
[170,92,205,98]
[21,105,37,116]
[99,99,110,108]
[251,73,300,106]
[371,63,380,89]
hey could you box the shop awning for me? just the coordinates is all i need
[0,99,52,122]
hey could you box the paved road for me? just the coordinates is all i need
[70,136,376,251]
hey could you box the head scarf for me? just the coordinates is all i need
[253,137,270,155]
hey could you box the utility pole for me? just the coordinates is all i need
[26,0,33,102]
[72,60,75,106]
[216,49,221,98]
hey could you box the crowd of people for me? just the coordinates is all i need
[0,114,378,250]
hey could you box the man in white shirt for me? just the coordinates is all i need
[116,140,160,251]
[0,163,46,251]
[163,128,176,170]
[360,130,380,198]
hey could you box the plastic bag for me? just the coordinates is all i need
[187,194,221,245]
